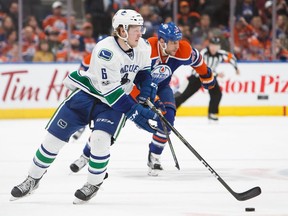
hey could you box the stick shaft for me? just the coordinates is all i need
[159,118,180,170]
[146,100,261,201]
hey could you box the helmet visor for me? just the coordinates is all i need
[129,25,146,35]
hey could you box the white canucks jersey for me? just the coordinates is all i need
[64,36,151,107]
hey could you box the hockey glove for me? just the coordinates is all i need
[199,68,216,90]
[126,104,158,133]
[154,96,167,115]
[137,81,158,104]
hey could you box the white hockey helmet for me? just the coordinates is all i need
[112,9,144,31]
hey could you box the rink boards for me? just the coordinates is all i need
[0,62,287,119]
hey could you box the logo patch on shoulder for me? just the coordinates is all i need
[98,49,113,61]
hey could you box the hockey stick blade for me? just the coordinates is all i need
[233,186,261,201]
[146,100,262,201]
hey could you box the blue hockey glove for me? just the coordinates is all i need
[199,67,216,90]
[137,81,158,104]
[154,96,167,115]
[126,104,158,133]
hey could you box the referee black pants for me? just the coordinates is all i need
[175,75,222,115]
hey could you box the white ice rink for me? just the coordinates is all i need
[0,116,288,216]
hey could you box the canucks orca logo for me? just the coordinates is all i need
[151,65,172,84]
[98,49,113,61]
[57,119,67,129]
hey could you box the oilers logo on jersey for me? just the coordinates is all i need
[151,64,172,84]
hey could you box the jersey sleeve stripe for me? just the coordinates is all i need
[191,48,203,67]
[68,71,102,96]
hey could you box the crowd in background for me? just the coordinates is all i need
[0,0,288,63]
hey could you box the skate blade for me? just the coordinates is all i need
[208,119,219,124]
[148,168,160,177]
[9,187,38,201]
[73,197,88,205]
[10,196,19,201]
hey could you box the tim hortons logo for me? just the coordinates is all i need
[1,69,70,102]
[218,75,288,93]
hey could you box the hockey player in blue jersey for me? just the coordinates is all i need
[70,22,216,176]
[10,9,160,204]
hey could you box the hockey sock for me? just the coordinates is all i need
[149,107,175,155]
[87,130,111,185]
[29,133,66,179]
[149,131,168,154]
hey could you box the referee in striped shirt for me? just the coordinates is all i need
[175,37,240,121]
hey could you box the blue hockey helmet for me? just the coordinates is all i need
[158,22,182,42]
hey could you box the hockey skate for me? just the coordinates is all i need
[147,151,163,176]
[73,182,102,204]
[10,176,41,201]
[70,154,89,173]
[208,113,219,122]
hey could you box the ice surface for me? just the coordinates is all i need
[0,116,287,216]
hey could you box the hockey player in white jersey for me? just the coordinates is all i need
[10,9,159,204]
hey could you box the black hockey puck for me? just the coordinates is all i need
[245,207,255,212]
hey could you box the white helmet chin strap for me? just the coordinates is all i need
[159,41,168,56]
[116,29,132,49]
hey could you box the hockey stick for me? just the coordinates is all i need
[159,117,180,170]
[146,100,261,201]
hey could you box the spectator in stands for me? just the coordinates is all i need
[260,1,273,29]
[257,24,272,60]
[57,16,82,45]
[148,1,162,35]
[179,24,192,43]
[7,1,18,31]
[233,16,255,59]
[235,0,259,24]
[46,27,63,57]
[250,16,263,36]
[22,25,39,62]
[56,38,83,62]
[0,3,6,25]
[276,14,288,40]
[157,0,173,22]
[2,15,15,36]
[275,38,288,61]
[276,0,288,16]
[25,15,46,40]
[191,13,211,50]
[243,24,271,61]
[244,37,265,60]
[43,1,67,34]
[84,0,114,37]
[79,22,96,56]
[2,30,18,62]
[0,52,8,62]
[33,39,54,62]
[139,4,156,38]
[178,1,200,30]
